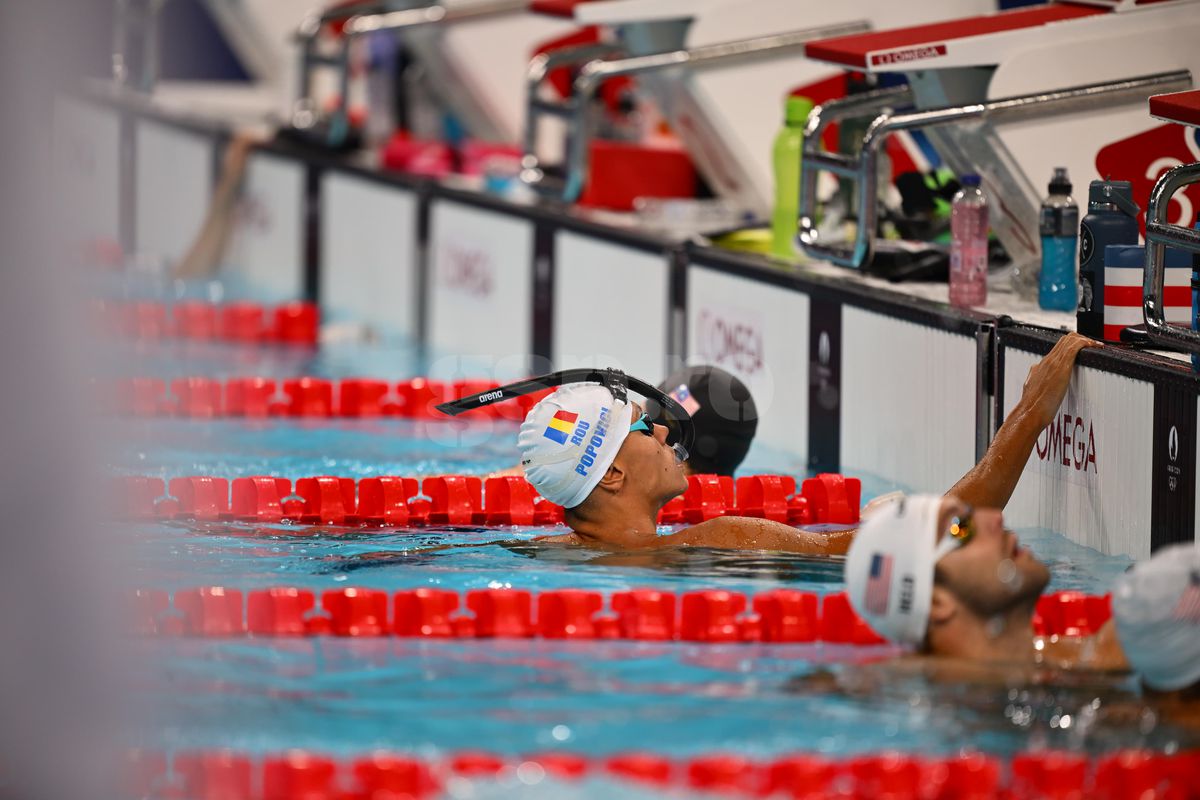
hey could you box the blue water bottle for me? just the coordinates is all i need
[1038,168,1079,311]
[1077,180,1140,337]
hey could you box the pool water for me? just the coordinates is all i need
[109,327,1198,797]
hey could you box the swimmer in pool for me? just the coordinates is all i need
[488,364,759,482]
[174,128,272,280]
[651,366,758,478]
[1111,543,1200,726]
[844,333,1129,669]
[515,381,851,555]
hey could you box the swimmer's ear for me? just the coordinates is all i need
[596,462,625,494]
[928,584,956,627]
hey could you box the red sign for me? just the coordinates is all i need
[1095,124,1200,232]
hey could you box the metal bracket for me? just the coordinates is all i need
[292,0,528,148]
[797,70,1192,268]
[1143,160,1200,353]
[521,21,869,204]
[113,0,168,94]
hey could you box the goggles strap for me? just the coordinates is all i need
[933,534,963,564]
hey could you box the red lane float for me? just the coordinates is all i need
[126,748,1200,800]
[99,300,319,345]
[132,586,1116,643]
[109,376,611,424]
[112,472,860,529]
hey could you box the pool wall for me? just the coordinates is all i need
[65,94,1200,560]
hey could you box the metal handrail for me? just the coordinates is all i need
[797,70,1192,268]
[1143,160,1200,352]
[292,0,529,146]
[113,0,168,93]
[521,20,870,203]
[520,41,626,193]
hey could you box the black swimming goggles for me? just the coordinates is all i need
[436,367,695,460]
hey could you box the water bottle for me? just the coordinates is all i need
[1038,168,1079,311]
[1077,179,1140,337]
[771,95,814,260]
[949,174,989,308]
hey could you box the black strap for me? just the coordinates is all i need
[434,369,616,417]
[435,368,695,454]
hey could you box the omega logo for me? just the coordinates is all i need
[1035,413,1098,474]
[696,308,764,376]
[1169,425,1179,463]
[440,242,494,299]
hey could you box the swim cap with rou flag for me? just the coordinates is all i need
[518,383,634,509]
[845,494,949,647]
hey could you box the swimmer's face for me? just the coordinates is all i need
[932,495,1049,619]
[613,402,689,505]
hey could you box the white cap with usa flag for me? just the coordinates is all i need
[1113,543,1200,691]
[518,383,633,509]
[844,494,945,647]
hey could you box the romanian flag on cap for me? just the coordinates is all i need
[543,410,578,444]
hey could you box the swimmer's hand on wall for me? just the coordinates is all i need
[946,332,1098,511]
[1018,332,1100,429]
[174,127,274,280]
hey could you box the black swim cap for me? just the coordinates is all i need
[650,366,757,477]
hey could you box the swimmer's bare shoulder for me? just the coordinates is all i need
[659,517,854,555]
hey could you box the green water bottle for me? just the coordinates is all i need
[771,95,814,260]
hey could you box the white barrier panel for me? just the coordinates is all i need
[227,151,306,300]
[427,199,533,378]
[687,267,809,466]
[53,98,121,253]
[320,172,419,340]
[841,307,977,496]
[553,231,669,378]
[1002,348,1153,559]
[134,118,212,267]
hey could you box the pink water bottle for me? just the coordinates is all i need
[949,174,989,308]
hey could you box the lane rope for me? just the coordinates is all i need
[116,473,861,528]
[124,747,1200,800]
[133,585,1109,644]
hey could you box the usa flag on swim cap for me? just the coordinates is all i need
[1173,570,1200,623]
[669,384,701,417]
[865,553,893,615]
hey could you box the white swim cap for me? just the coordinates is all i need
[518,383,634,509]
[1113,543,1200,692]
[845,494,954,647]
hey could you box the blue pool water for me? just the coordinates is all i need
[110,330,1197,793]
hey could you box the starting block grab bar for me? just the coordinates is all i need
[292,0,529,147]
[1143,161,1200,353]
[521,21,870,203]
[797,70,1193,268]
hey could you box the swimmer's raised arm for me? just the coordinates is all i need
[947,332,1098,510]
[174,129,271,280]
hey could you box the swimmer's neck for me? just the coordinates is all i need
[566,501,661,549]
[929,606,1038,664]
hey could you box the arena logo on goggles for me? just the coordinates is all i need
[1035,413,1098,474]
[574,407,612,477]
